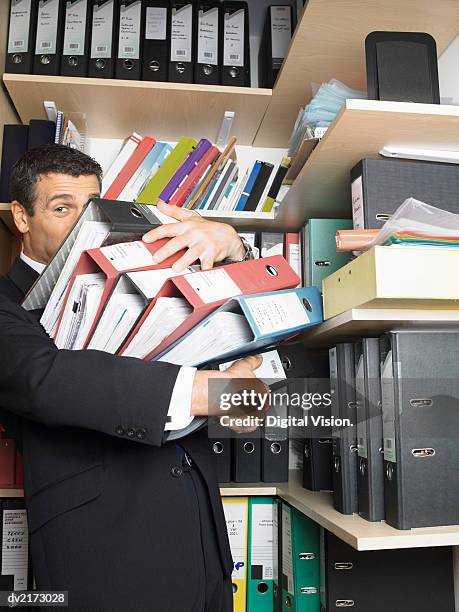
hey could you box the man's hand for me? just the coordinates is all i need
[191,355,271,435]
[142,200,245,271]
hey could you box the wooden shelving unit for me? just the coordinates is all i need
[277,472,459,551]
[254,0,459,146]
[2,74,272,146]
[301,307,459,348]
[275,99,459,228]
[7,471,459,552]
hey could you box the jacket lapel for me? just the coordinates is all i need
[7,257,39,299]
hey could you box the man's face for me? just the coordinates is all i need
[12,173,101,264]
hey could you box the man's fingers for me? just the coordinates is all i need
[157,200,196,222]
[171,247,201,272]
[152,235,190,263]
[230,354,263,373]
[142,222,183,244]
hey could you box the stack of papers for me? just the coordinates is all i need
[87,294,145,354]
[55,273,106,350]
[40,221,110,337]
[122,298,193,359]
[370,198,459,249]
[159,312,253,366]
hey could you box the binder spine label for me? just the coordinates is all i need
[197,8,219,65]
[1,508,29,591]
[99,241,156,271]
[251,503,275,580]
[171,5,193,63]
[183,268,241,303]
[223,499,248,580]
[36,0,60,54]
[351,175,364,230]
[223,9,244,67]
[119,1,142,59]
[270,6,291,61]
[63,0,88,56]
[281,505,294,595]
[91,0,115,58]
[245,293,309,335]
[381,350,397,462]
[7,0,32,53]
[355,355,368,458]
[146,6,167,39]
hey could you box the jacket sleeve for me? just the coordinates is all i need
[0,297,181,447]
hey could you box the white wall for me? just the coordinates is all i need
[439,33,459,105]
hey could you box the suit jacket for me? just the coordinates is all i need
[0,258,233,611]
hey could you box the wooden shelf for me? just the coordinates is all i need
[2,74,272,146]
[277,472,459,551]
[254,0,459,146]
[3,474,459,550]
[219,482,278,497]
[274,99,459,228]
[301,307,459,348]
[200,209,277,229]
[0,487,24,498]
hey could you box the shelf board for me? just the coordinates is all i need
[277,472,459,551]
[219,482,278,497]
[0,487,24,498]
[200,209,277,229]
[3,474,458,550]
[274,99,459,228]
[2,74,272,146]
[301,307,459,348]
[254,0,459,146]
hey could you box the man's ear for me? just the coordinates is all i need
[10,201,30,235]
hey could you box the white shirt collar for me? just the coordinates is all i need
[20,252,46,274]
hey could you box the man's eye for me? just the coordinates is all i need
[54,206,68,214]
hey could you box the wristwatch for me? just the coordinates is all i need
[223,235,255,264]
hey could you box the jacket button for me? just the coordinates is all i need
[115,425,125,436]
[136,428,147,440]
[171,466,183,478]
[126,427,136,438]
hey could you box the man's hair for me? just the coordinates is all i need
[10,144,103,215]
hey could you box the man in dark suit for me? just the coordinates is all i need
[0,145,265,611]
